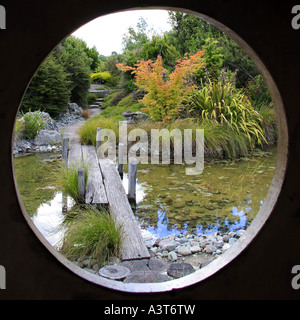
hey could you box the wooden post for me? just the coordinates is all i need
[118,142,124,178]
[128,157,137,202]
[78,168,85,203]
[62,192,68,212]
[96,127,101,150]
[62,132,68,164]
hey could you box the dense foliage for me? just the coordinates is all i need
[20,36,97,117]
[20,10,275,154]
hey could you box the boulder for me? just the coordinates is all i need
[66,102,83,115]
[134,112,148,122]
[34,129,61,146]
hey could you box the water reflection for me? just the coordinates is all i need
[14,147,276,245]
[32,192,74,248]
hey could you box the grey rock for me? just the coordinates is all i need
[167,262,195,279]
[119,259,150,273]
[236,229,246,237]
[190,245,201,253]
[123,271,169,283]
[222,243,231,252]
[205,244,217,254]
[67,102,83,115]
[228,237,238,245]
[134,112,148,122]
[34,129,61,146]
[168,251,178,261]
[222,235,230,243]
[149,257,167,272]
[177,246,192,256]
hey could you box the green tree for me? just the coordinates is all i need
[21,53,71,117]
[58,36,92,108]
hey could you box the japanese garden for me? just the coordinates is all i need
[13,11,277,283]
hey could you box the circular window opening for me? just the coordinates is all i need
[12,8,287,293]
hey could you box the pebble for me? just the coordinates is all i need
[145,229,243,266]
[74,229,245,283]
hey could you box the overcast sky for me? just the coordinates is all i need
[71,9,173,56]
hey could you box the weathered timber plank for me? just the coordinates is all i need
[99,158,150,261]
[68,141,83,166]
[81,145,108,205]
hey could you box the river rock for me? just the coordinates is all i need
[177,246,192,256]
[167,262,195,278]
[222,243,231,252]
[168,251,178,261]
[190,245,201,253]
[228,237,238,245]
[159,239,177,252]
[205,244,217,254]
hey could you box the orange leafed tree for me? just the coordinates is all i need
[116,50,205,122]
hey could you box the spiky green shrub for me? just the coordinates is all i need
[180,80,266,147]
[21,110,49,139]
[60,205,123,265]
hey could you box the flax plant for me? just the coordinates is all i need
[180,80,266,148]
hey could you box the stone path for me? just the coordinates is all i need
[57,107,101,143]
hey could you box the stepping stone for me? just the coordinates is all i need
[123,271,169,283]
[148,257,167,273]
[119,259,150,272]
[99,265,130,280]
[167,262,195,279]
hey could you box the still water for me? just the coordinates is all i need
[13,147,277,246]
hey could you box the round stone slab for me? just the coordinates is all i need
[167,262,195,279]
[123,271,169,283]
[99,265,130,280]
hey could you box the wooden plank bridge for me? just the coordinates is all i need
[62,135,150,261]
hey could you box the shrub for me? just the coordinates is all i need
[21,110,49,139]
[81,109,90,119]
[87,93,97,105]
[90,71,111,84]
[57,161,89,203]
[117,51,206,122]
[60,205,123,265]
[181,80,266,147]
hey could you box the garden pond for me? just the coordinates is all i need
[13,146,277,247]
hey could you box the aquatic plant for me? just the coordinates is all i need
[60,205,123,265]
[57,161,89,203]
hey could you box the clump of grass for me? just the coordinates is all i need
[21,110,49,139]
[57,161,89,203]
[79,116,119,146]
[13,118,25,140]
[60,205,123,265]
